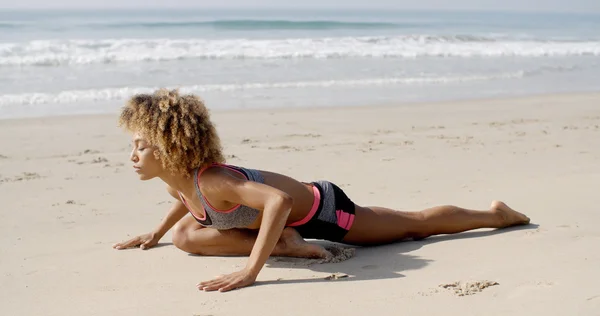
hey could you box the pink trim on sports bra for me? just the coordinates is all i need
[177,191,206,221]
[287,184,321,227]
[197,163,247,213]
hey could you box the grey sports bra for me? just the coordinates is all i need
[177,163,264,229]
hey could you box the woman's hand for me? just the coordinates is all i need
[112,232,161,250]
[197,269,257,292]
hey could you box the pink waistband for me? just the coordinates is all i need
[287,184,320,227]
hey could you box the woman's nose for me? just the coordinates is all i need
[129,149,138,162]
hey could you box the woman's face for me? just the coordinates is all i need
[129,133,163,180]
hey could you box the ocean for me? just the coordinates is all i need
[1,9,599,119]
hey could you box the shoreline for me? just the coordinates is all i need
[2,90,600,123]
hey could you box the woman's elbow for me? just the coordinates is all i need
[272,193,293,214]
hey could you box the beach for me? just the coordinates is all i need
[1,92,599,315]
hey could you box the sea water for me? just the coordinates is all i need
[1,9,599,118]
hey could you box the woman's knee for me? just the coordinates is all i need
[171,221,192,251]
[405,211,434,239]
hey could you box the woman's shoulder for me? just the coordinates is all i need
[198,162,257,177]
[196,163,248,190]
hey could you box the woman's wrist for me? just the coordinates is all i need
[152,227,166,239]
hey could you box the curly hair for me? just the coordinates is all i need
[118,88,225,177]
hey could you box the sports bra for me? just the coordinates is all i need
[177,163,264,229]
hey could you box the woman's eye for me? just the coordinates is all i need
[138,147,146,151]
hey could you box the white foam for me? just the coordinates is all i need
[0,72,524,106]
[1,36,599,66]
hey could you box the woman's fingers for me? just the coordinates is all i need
[140,238,156,250]
[197,275,228,291]
[113,237,141,249]
[197,271,254,292]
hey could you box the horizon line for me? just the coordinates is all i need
[0,6,598,15]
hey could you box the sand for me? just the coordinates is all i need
[1,92,600,315]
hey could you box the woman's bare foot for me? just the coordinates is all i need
[491,200,530,227]
[277,228,331,259]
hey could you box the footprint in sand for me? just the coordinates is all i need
[583,115,600,120]
[53,200,85,207]
[65,200,85,206]
[508,280,554,298]
[410,126,445,132]
[91,157,108,164]
[371,129,395,135]
[270,245,355,267]
[587,295,600,301]
[427,134,460,140]
[0,172,43,183]
[268,145,302,152]
[305,245,355,265]
[488,119,540,128]
[74,156,109,165]
[102,161,125,168]
[359,146,379,153]
[557,224,579,229]
[439,280,499,296]
[525,227,544,235]
[286,133,322,138]
[323,272,349,280]
[80,149,101,155]
[512,119,541,125]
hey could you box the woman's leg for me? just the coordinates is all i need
[171,215,328,258]
[342,200,530,245]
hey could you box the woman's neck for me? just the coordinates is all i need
[158,171,195,196]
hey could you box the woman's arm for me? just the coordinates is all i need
[196,172,293,292]
[245,193,292,275]
[152,185,192,238]
[113,185,189,250]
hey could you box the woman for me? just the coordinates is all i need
[113,89,530,293]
